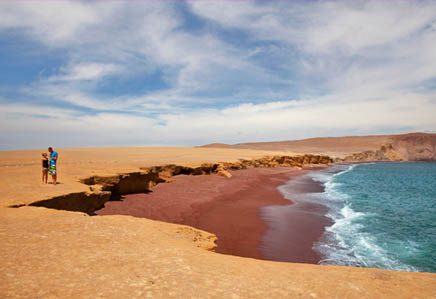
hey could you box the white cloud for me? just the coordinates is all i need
[2,92,435,149]
[0,1,435,149]
[189,1,436,53]
[0,100,78,119]
[0,1,103,45]
[46,63,122,82]
[156,92,436,143]
[190,0,436,97]
[2,1,276,109]
[295,2,436,54]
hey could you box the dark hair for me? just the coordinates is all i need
[48,147,53,150]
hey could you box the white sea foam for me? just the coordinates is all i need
[313,164,420,272]
[336,164,357,174]
[307,172,331,183]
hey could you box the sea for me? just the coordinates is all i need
[306,162,436,273]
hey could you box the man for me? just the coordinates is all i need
[48,147,58,185]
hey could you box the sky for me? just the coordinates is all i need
[0,0,436,150]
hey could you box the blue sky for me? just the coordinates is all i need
[1,0,435,150]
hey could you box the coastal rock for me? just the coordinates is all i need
[217,170,232,178]
[391,133,436,161]
[342,135,436,162]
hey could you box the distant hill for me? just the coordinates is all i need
[200,133,436,161]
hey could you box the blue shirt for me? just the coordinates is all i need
[50,151,58,166]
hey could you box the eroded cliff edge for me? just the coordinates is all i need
[25,154,333,215]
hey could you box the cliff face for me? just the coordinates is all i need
[343,133,436,162]
[24,154,333,215]
[391,133,436,161]
[342,144,400,162]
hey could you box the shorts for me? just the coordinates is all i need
[49,165,57,175]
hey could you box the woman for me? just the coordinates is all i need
[41,153,49,184]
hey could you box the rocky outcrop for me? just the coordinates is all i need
[343,134,436,162]
[21,154,333,215]
[342,144,402,162]
[391,133,436,161]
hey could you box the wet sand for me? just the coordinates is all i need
[260,174,332,264]
[96,167,330,263]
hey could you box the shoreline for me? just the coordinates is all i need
[96,166,331,263]
[260,171,333,263]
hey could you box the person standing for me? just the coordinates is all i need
[48,147,58,185]
[41,153,49,184]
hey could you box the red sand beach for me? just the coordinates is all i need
[96,167,331,263]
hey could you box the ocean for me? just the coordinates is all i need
[306,162,436,273]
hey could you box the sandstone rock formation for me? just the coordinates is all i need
[342,144,402,162]
[342,134,436,162]
[391,133,436,161]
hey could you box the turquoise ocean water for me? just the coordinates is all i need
[310,162,436,273]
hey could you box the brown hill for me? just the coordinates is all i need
[200,133,436,161]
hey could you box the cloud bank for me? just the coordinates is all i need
[0,0,435,149]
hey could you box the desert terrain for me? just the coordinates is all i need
[202,133,436,161]
[1,141,436,298]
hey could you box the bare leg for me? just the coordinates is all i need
[42,170,45,184]
[44,170,48,184]
[53,174,57,185]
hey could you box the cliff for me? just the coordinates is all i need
[390,133,436,161]
[342,133,436,162]
[26,154,333,215]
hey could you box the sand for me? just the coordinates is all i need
[201,132,436,161]
[260,171,332,264]
[1,147,435,298]
[201,135,393,157]
[97,167,330,264]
